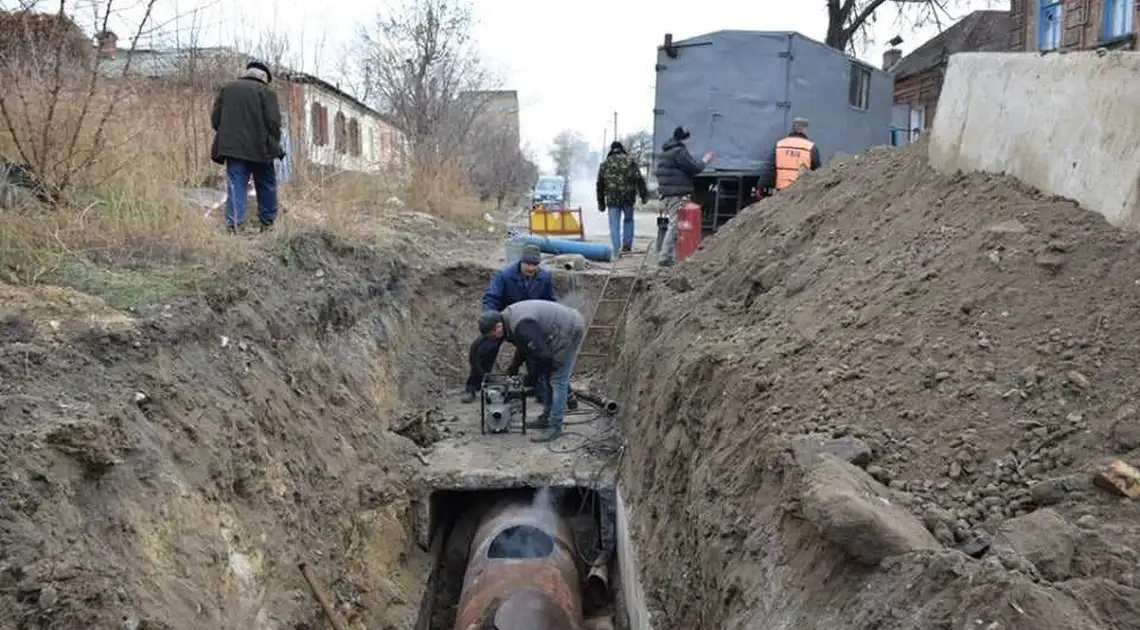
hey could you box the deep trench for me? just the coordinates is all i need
[0,233,633,630]
[389,263,626,629]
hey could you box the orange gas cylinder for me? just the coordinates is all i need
[675,200,703,263]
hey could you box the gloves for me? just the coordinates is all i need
[598,205,606,213]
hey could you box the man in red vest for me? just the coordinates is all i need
[770,117,821,191]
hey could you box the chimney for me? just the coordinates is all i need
[95,30,118,59]
[883,48,902,71]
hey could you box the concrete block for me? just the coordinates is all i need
[930,51,1140,229]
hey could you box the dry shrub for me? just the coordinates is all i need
[0,76,247,301]
[1,36,489,307]
[403,156,490,224]
[283,165,404,237]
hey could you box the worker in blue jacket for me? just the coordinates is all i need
[462,244,557,403]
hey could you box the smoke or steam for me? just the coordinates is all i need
[485,488,563,559]
[531,487,556,513]
[566,159,598,211]
[558,290,587,313]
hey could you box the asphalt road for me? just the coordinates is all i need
[581,207,659,247]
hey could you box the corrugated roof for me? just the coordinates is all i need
[890,10,1013,79]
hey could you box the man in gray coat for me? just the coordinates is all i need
[479,300,585,442]
[210,60,285,233]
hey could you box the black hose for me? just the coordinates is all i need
[571,388,619,415]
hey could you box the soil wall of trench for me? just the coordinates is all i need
[612,143,1140,629]
[0,230,491,630]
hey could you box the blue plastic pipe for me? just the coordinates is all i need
[513,234,614,263]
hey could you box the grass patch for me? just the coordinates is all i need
[51,260,209,310]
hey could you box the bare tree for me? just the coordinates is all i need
[356,0,495,168]
[469,125,534,211]
[825,0,964,53]
[0,0,161,192]
[549,129,588,180]
[620,130,652,172]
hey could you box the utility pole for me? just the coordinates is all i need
[613,111,618,142]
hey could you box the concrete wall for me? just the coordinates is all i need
[928,51,1140,229]
[615,487,652,630]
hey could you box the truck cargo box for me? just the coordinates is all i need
[652,30,893,231]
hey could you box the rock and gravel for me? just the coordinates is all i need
[613,140,1140,629]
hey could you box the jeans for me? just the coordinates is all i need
[656,196,686,266]
[225,158,278,228]
[543,330,584,431]
[607,205,634,253]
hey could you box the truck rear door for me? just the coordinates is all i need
[653,31,792,173]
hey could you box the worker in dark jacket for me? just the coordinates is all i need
[768,117,821,192]
[653,126,713,267]
[479,300,586,443]
[596,141,648,255]
[210,60,285,233]
[463,244,557,403]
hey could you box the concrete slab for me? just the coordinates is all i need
[930,50,1140,229]
[411,395,620,549]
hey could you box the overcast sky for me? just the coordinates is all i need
[92,0,1007,169]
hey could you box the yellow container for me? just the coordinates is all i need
[529,204,583,238]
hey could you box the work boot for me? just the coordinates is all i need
[530,426,563,443]
[529,412,550,429]
[621,244,631,253]
[259,219,274,233]
[460,391,476,404]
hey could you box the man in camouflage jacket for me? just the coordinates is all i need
[596,141,649,255]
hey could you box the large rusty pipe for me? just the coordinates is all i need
[454,498,584,630]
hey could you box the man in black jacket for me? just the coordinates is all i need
[653,126,713,266]
[210,60,285,233]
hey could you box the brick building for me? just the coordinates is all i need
[885,10,1013,145]
[1009,0,1136,51]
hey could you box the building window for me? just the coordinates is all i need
[1104,0,1134,39]
[347,118,361,157]
[1038,1,1063,50]
[847,63,871,110]
[334,111,346,154]
[310,102,328,146]
[909,106,926,141]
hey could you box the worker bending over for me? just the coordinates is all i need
[654,126,714,267]
[463,244,557,404]
[771,117,821,191]
[478,300,585,443]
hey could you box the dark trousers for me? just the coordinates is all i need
[466,337,502,393]
[224,158,278,228]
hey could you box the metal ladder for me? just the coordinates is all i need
[577,248,651,371]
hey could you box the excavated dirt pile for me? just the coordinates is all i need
[614,142,1140,629]
[0,227,490,630]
